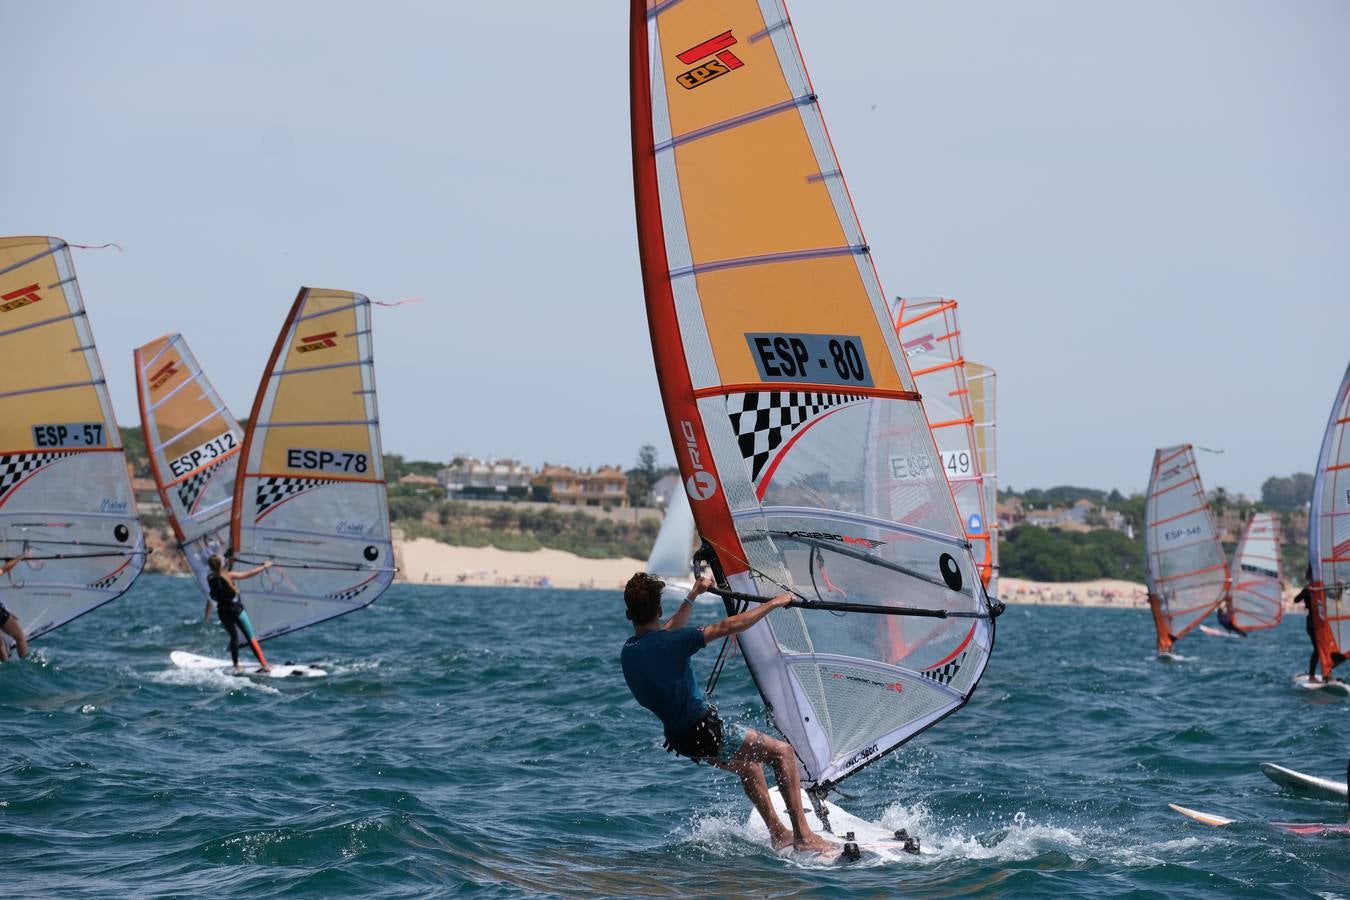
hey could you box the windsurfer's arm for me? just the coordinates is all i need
[0,547,31,577]
[202,598,213,623]
[233,561,274,580]
[701,593,792,643]
[663,576,712,630]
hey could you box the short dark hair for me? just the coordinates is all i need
[624,572,664,625]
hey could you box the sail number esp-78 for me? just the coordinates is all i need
[287,447,369,475]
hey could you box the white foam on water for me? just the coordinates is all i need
[150,665,281,695]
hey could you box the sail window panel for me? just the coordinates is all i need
[657,0,793,139]
[672,112,846,266]
[695,256,904,391]
[789,659,952,770]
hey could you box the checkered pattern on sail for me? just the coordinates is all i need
[255,477,326,518]
[0,452,76,503]
[176,459,226,514]
[922,651,967,686]
[726,391,865,483]
[326,580,373,602]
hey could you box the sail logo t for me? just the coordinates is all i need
[0,282,42,313]
[296,331,339,353]
[675,30,744,90]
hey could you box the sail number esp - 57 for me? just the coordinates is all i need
[745,333,875,388]
[288,447,369,475]
[33,422,106,448]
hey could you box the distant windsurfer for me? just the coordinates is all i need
[620,572,835,854]
[204,554,272,673]
[1295,565,1345,683]
[1215,598,1246,637]
[0,551,31,662]
[1147,592,1174,655]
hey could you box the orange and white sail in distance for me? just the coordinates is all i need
[0,236,144,641]
[631,0,997,790]
[229,288,394,641]
[1144,444,1229,652]
[1309,362,1350,678]
[895,298,994,593]
[1227,512,1282,632]
[134,334,243,600]
[965,361,998,598]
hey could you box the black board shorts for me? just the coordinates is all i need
[665,707,747,764]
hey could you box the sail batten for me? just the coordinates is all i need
[228,288,393,642]
[632,0,995,790]
[0,236,145,641]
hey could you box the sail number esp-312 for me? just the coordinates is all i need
[745,333,874,388]
[287,448,369,475]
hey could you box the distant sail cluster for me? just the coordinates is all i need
[1,239,393,651]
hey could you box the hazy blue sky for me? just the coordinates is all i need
[4,2,1346,498]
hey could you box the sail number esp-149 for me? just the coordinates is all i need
[745,333,875,388]
[288,447,369,475]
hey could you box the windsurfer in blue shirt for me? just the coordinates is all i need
[620,572,835,854]
[203,554,272,673]
[0,551,31,662]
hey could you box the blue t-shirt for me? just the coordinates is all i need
[621,626,709,738]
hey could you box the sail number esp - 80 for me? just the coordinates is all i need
[745,333,875,388]
[287,447,369,475]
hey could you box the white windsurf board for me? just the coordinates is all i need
[170,650,326,678]
[1292,673,1350,697]
[744,785,935,863]
[1260,763,1348,802]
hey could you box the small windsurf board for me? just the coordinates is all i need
[170,650,326,678]
[1260,763,1348,802]
[1199,625,1241,639]
[1169,803,1350,835]
[1292,674,1350,697]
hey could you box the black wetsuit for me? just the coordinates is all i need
[208,573,257,666]
[0,600,10,628]
[1216,606,1246,637]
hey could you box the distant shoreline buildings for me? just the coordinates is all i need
[425,457,630,508]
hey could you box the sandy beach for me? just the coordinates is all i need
[398,538,645,590]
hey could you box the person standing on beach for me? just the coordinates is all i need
[619,572,835,854]
[0,551,31,662]
[203,554,273,673]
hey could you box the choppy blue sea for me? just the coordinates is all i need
[2,576,1348,897]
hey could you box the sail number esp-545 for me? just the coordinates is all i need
[745,333,875,388]
[288,447,369,475]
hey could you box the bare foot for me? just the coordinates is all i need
[769,827,794,850]
[794,834,837,854]
[233,665,244,674]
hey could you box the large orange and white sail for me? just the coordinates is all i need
[1144,445,1229,647]
[229,288,393,641]
[894,298,994,592]
[631,0,998,791]
[134,334,242,600]
[0,236,144,640]
[965,361,998,599]
[1309,362,1350,676]
[1227,512,1282,632]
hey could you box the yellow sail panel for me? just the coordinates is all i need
[255,290,373,477]
[0,236,144,642]
[965,361,999,597]
[230,287,391,642]
[135,333,242,598]
[0,237,111,450]
[651,1,911,398]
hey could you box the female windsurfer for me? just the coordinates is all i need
[0,551,31,662]
[203,554,272,673]
[620,572,835,855]
[1215,598,1246,637]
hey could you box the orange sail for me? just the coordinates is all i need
[631,0,997,790]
